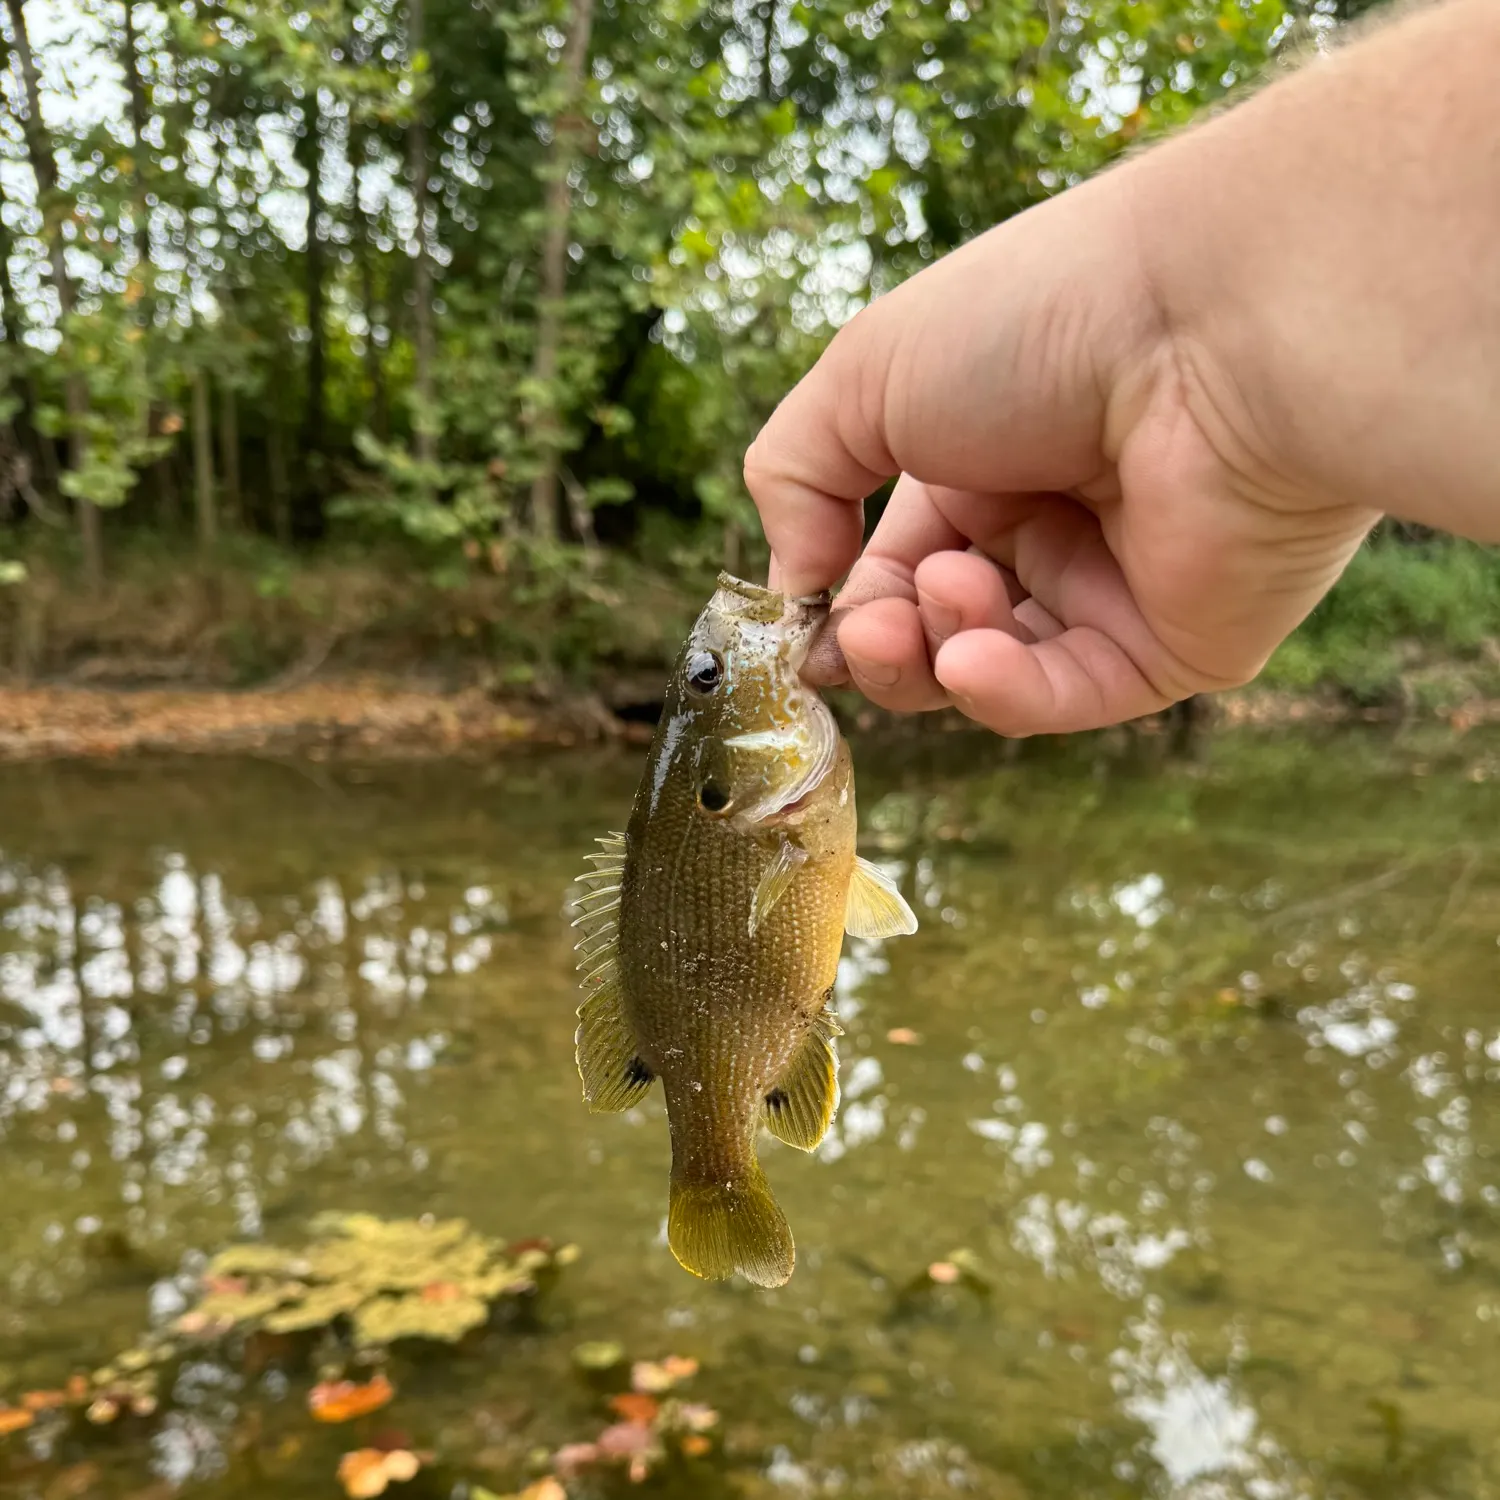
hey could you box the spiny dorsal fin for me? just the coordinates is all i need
[575,975,654,1112]
[571,831,627,975]
[845,855,919,940]
[748,837,809,938]
[762,1007,841,1151]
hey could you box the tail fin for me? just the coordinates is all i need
[668,1160,795,1288]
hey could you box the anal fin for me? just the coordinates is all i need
[762,1007,840,1151]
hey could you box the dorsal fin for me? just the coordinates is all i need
[571,832,650,1111]
[574,975,654,1112]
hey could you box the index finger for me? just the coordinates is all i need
[746,315,900,598]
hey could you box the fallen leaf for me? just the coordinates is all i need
[630,1355,698,1393]
[0,1407,34,1436]
[381,1452,419,1483]
[674,1403,719,1433]
[681,1434,712,1458]
[553,1441,600,1476]
[337,1451,390,1499]
[596,1421,654,1459]
[609,1392,659,1427]
[571,1340,624,1371]
[336,1447,422,1498]
[311,1374,395,1423]
[518,1480,567,1500]
[886,1027,921,1045]
[21,1389,72,1411]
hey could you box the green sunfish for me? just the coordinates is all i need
[570,572,918,1287]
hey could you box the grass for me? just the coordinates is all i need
[1260,532,1500,710]
[0,529,710,694]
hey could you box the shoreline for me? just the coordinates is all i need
[0,677,1493,763]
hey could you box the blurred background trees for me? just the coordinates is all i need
[0,0,1385,566]
[16,0,1483,711]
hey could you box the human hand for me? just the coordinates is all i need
[744,0,1500,736]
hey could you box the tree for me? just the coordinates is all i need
[4,0,102,584]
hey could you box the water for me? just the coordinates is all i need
[1,726,1499,1499]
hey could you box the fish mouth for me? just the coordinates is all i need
[713,573,832,638]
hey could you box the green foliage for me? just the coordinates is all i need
[0,0,1369,568]
[7,0,1460,713]
[1264,534,1500,701]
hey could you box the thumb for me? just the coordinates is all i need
[742,171,1159,598]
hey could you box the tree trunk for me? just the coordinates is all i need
[192,368,217,553]
[5,0,102,584]
[526,0,595,540]
[358,226,388,442]
[406,0,436,468]
[268,413,290,546]
[218,380,240,529]
[121,0,150,272]
[759,0,776,101]
[297,89,327,484]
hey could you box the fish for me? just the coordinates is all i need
[569,571,918,1288]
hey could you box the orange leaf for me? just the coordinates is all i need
[337,1450,390,1499]
[681,1434,712,1458]
[609,1392,659,1427]
[0,1408,33,1436]
[311,1375,395,1423]
[380,1451,419,1483]
[675,1403,718,1433]
[630,1355,698,1393]
[518,1481,567,1500]
[21,1388,71,1411]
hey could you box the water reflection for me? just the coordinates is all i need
[0,848,508,1320]
[0,738,1498,1496]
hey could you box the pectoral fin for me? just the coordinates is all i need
[575,976,655,1112]
[762,1007,841,1151]
[749,838,809,938]
[845,856,919,940]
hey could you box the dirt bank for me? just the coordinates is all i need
[1,676,1496,763]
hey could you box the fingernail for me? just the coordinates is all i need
[845,654,900,689]
[921,598,960,641]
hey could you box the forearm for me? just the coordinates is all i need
[1126,0,1500,541]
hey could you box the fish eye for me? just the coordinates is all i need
[686,650,724,695]
[698,781,731,814]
